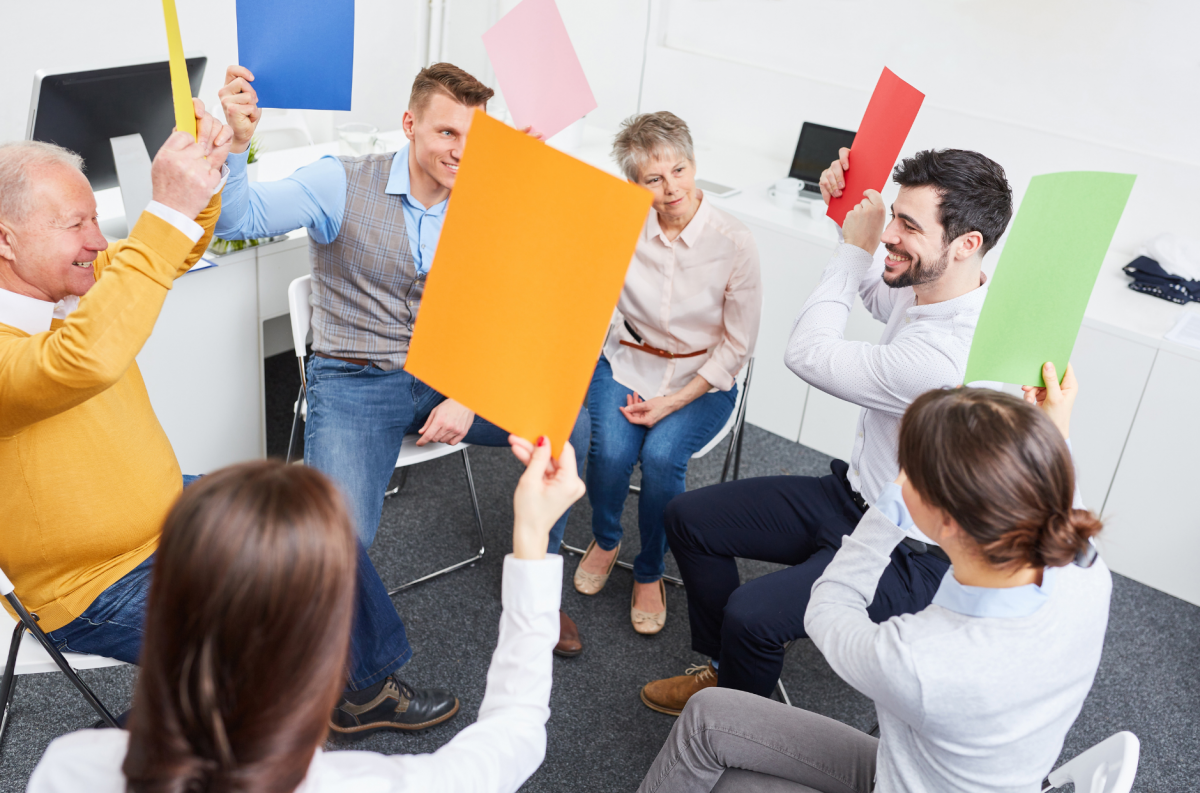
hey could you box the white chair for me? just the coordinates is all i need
[0,566,122,746]
[561,358,756,587]
[1043,732,1141,793]
[709,732,1140,793]
[285,276,485,595]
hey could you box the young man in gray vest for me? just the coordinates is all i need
[216,64,589,675]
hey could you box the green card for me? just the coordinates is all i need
[963,171,1136,387]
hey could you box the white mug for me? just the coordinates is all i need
[773,177,801,209]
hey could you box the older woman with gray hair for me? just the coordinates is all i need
[573,111,761,635]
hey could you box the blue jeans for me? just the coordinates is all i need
[304,355,589,549]
[585,356,736,583]
[45,476,411,691]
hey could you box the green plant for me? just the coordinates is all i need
[246,135,263,165]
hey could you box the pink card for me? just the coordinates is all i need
[482,0,598,140]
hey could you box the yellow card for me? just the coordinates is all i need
[162,0,195,138]
[405,111,652,455]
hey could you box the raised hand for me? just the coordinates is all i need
[151,123,227,220]
[509,437,585,560]
[191,98,235,171]
[842,189,886,255]
[218,65,262,154]
[1022,362,1078,440]
[818,147,852,206]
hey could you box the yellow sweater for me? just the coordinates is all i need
[0,197,220,632]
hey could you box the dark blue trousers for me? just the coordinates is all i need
[664,460,949,698]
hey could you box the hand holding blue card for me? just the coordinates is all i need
[236,0,354,111]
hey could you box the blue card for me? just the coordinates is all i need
[236,0,354,111]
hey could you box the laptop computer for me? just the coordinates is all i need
[789,121,857,198]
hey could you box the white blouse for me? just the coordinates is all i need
[26,554,563,793]
[603,196,762,398]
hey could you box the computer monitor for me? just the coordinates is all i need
[788,122,857,194]
[27,57,206,189]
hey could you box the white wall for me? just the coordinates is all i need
[0,0,418,149]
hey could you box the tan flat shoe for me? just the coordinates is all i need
[631,579,667,635]
[574,540,620,595]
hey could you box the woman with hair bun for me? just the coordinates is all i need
[639,363,1113,793]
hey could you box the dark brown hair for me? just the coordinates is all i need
[123,461,358,793]
[892,149,1013,255]
[409,62,494,117]
[898,388,1101,569]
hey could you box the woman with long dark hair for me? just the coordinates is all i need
[28,436,583,793]
[638,365,1113,793]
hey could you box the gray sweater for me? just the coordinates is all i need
[805,502,1112,793]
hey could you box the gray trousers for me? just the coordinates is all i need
[638,688,878,793]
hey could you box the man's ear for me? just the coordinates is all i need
[402,108,416,141]
[0,222,17,262]
[953,230,984,262]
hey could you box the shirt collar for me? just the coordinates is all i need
[932,564,1058,618]
[906,272,989,318]
[647,192,710,248]
[384,144,448,215]
[0,287,64,335]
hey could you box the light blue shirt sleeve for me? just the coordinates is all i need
[874,482,916,534]
[215,150,346,244]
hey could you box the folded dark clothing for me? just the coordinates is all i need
[1124,256,1200,304]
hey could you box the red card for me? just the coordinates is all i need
[827,68,925,227]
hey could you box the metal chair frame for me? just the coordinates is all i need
[0,571,119,749]
[562,358,756,588]
[284,276,485,597]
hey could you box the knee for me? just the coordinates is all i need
[721,589,770,647]
[639,443,687,482]
[589,429,635,471]
[663,491,702,545]
[680,687,745,732]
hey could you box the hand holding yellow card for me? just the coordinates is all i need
[162,0,196,138]
[405,111,652,455]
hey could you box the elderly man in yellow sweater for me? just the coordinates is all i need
[0,102,457,737]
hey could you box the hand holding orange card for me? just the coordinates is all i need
[827,67,924,227]
[405,112,652,455]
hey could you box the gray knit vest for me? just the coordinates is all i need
[309,153,423,371]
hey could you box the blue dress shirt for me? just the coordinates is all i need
[215,144,448,274]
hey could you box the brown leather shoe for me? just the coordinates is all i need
[639,662,717,716]
[553,610,583,658]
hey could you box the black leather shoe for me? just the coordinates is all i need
[330,675,459,738]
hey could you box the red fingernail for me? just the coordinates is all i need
[537,436,547,447]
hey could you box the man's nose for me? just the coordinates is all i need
[86,220,109,252]
[881,218,902,245]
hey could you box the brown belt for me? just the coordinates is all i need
[619,340,707,360]
[315,351,379,368]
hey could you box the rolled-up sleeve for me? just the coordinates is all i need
[697,233,762,391]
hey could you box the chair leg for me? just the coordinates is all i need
[0,620,24,748]
[775,678,792,707]
[1,595,119,729]
[285,383,306,464]
[387,448,486,595]
[384,467,410,499]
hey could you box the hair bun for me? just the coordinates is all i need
[1037,509,1103,568]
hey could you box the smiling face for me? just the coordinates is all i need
[879,184,950,289]
[403,91,480,193]
[0,163,107,303]
[636,152,698,222]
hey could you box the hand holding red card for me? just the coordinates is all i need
[827,68,925,227]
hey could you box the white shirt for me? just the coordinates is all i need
[784,242,988,543]
[604,197,762,397]
[26,554,563,793]
[0,201,204,334]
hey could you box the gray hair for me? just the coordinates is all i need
[611,111,695,182]
[0,141,85,226]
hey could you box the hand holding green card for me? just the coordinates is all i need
[963,171,1136,387]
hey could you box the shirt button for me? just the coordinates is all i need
[854,469,859,476]
[407,300,414,307]
[858,432,863,438]
[905,317,911,324]
[421,244,426,249]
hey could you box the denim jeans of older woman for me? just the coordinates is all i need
[586,356,736,583]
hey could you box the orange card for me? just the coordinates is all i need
[405,111,652,455]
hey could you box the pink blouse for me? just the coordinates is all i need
[603,196,762,398]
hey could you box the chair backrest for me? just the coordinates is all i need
[1046,732,1140,793]
[288,275,314,359]
[693,357,755,460]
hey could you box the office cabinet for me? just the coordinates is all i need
[1100,350,1200,606]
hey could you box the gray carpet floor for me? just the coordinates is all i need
[2,354,1197,792]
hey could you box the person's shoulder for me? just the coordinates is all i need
[27,729,128,793]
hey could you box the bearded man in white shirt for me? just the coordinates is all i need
[639,147,1014,715]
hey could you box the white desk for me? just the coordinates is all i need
[113,127,1199,605]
